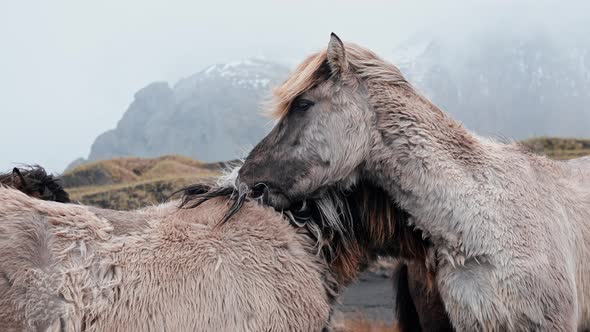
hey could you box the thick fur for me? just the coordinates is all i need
[0,188,332,331]
[182,176,433,295]
[237,34,590,331]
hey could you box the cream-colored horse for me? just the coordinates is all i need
[0,186,332,331]
[237,33,590,331]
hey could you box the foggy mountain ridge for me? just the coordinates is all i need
[394,34,590,138]
[79,58,289,168]
[75,34,590,169]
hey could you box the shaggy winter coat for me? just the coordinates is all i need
[0,187,331,331]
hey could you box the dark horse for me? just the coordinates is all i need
[0,166,70,203]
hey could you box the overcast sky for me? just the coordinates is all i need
[0,0,586,173]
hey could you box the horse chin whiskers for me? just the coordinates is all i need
[216,161,244,189]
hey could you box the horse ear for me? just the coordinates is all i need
[12,168,27,190]
[327,33,349,76]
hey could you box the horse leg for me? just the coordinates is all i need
[406,261,453,332]
[393,263,422,332]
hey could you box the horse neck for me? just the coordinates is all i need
[361,83,508,249]
[365,79,490,177]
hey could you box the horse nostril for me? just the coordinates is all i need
[291,200,306,212]
[251,184,268,199]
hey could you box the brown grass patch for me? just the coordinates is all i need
[62,155,221,209]
[522,137,590,160]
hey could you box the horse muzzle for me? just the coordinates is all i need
[250,183,293,210]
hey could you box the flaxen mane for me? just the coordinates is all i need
[269,43,411,120]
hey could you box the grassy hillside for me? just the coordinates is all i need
[62,155,229,209]
[522,137,590,160]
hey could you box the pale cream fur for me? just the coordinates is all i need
[0,187,331,331]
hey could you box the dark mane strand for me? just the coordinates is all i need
[179,183,247,223]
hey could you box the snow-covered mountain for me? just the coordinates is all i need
[86,58,289,163]
[175,58,281,97]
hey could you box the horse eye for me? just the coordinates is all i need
[292,99,314,112]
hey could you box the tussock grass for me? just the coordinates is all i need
[63,155,220,209]
[522,137,590,160]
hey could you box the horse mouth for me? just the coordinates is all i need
[251,184,292,210]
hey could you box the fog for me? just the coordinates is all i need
[1,0,588,172]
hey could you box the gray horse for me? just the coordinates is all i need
[237,33,590,331]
